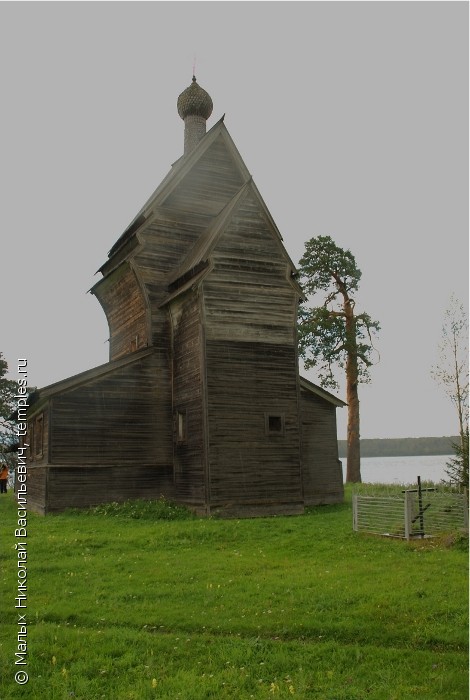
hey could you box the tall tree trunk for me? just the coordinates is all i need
[345,304,361,482]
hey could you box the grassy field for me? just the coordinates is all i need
[0,487,468,700]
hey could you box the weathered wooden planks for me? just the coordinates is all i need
[205,340,303,511]
[49,353,172,468]
[46,465,175,512]
[92,263,148,360]
[170,293,206,508]
[163,134,245,216]
[24,467,47,515]
[300,387,344,505]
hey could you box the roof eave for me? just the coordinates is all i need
[299,376,347,407]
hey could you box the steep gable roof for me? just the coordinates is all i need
[101,116,303,303]
[107,117,246,259]
[105,116,296,255]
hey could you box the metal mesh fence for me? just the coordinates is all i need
[353,491,468,539]
[405,491,468,538]
[353,495,406,538]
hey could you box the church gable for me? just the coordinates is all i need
[213,186,288,267]
[162,132,247,217]
[202,187,299,344]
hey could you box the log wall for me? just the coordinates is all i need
[22,466,47,515]
[49,352,172,468]
[46,465,174,513]
[26,408,49,467]
[206,340,303,513]
[204,190,297,345]
[170,293,206,507]
[134,214,209,349]
[93,263,148,361]
[300,388,344,505]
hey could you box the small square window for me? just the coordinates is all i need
[265,413,285,436]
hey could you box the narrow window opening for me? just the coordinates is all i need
[175,410,187,444]
[130,334,139,352]
[35,415,44,457]
[28,423,34,460]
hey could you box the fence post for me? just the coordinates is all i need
[463,489,469,531]
[352,494,358,532]
[404,492,413,540]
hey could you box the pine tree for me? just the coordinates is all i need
[297,236,380,483]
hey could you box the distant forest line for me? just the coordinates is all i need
[337,436,459,458]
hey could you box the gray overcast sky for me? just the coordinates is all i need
[1,1,468,440]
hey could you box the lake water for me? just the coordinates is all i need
[340,454,453,485]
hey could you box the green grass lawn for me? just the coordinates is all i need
[0,487,468,699]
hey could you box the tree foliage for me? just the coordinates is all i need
[297,237,379,389]
[297,235,380,483]
[0,353,17,430]
[445,429,469,490]
[431,296,469,437]
[298,305,379,390]
[431,295,469,488]
[0,352,19,467]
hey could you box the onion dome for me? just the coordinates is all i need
[177,76,213,121]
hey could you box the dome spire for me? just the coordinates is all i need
[177,76,213,155]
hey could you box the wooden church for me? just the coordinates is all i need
[24,77,345,516]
